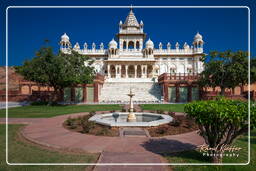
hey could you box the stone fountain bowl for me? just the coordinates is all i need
[88,112,173,127]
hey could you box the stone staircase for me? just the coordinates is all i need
[99,82,162,102]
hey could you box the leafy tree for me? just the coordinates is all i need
[184,97,256,163]
[15,45,95,101]
[251,58,256,83]
[199,50,253,95]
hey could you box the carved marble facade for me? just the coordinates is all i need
[59,8,204,82]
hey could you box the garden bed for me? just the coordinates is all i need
[64,112,198,137]
[63,113,119,137]
[146,115,198,137]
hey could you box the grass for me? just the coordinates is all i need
[140,104,185,113]
[0,124,98,171]
[0,104,121,118]
[163,129,255,171]
[0,104,185,118]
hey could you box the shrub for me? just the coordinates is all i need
[168,111,176,117]
[96,127,110,136]
[155,126,168,134]
[89,111,96,116]
[65,117,78,129]
[31,101,49,106]
[121,108,126,112]
[156,110,164,114]
[65,117,74,126]
[48,101,61,106]
[184,97,256,163]
[169,119,181,127]
[81,121,96,133]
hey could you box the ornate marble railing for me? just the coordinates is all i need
[158,72,200,82]
[154,48,203,55]
[119,30,144,34]
[61,47,203,55]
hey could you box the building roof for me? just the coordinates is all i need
[123,9,139,28]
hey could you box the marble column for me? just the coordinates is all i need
[118,65,121,78]
[145,65,148,78]
[107,65,110,78]
[134,65,137,78]
[141,65,145,78]
[115,65,118,78]
[125,65,128,78]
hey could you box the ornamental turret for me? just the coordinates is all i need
[59,33,71,51]
[193,32,204,52]
[108,39,118,57]
[73,42,80,51]
[144,38,154,58]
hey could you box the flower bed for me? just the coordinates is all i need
[63,112,119,137]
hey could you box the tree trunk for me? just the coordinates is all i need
[240,85,244,95]
[51,87,61,103]
[220,87,225,96]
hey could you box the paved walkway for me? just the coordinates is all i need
[1,113,204,170]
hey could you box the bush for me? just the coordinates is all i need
[168,111,176,117]
[48,101,61,106]
[31,101,49,106]
[155,126,168,134]
[95,127,110,136]
[81,121,95,133]
[121,108,126,112]
[184,97,256,163]
[170,119,181,127]
[65,117,78,129]
[89,111,96,116]
[65,117,74,126]
[156,110,164,114]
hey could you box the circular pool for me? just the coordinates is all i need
[89,112,173,127]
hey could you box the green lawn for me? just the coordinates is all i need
[140,104,185,113]
[164,129,255,171]
[0,104,121,118]
[0,124,98,171]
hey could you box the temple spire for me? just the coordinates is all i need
[123,6,139,28]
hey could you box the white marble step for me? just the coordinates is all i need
[99,82,162,102]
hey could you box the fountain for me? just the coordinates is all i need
[89,89,173,127]
[127,88,136,122]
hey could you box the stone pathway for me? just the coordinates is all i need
[119,127,150,137]
[0,118,45,124]
[1,113,204,171]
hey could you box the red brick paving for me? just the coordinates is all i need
[1,113,204,171]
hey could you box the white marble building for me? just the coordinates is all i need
[59,8,204,83]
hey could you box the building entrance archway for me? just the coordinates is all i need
[128,65,135,78]
[110,65,116,78]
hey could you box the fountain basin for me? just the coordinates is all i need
[88,112,173,127]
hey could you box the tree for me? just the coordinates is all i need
[251,58,256,83]
[15,45,95,101]
[199,50,253,95]
[184,97,256,163]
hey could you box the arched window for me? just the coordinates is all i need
[123,41,127,49]
[136,41,140,49]
[128,41,134,49]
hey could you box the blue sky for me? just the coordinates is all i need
[0,0,255,66]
